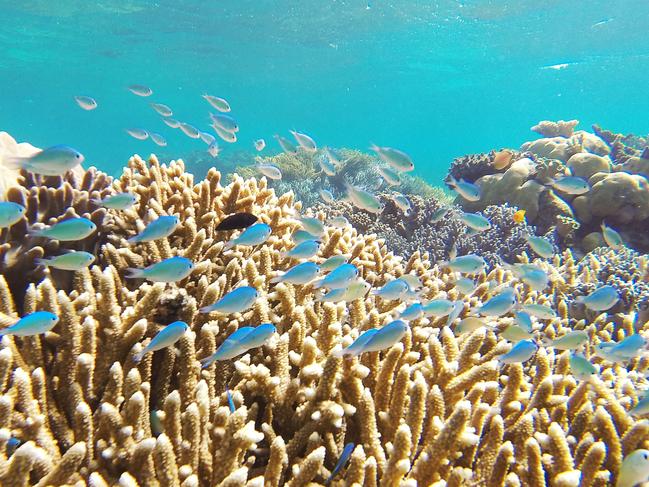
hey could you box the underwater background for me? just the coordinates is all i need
[1,0,648,181]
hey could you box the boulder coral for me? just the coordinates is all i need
[0,148,648,485]
[446,120,649,254]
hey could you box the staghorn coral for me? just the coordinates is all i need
[0,152,648,486]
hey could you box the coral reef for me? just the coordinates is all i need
[0,138,649,486]
[446,120,649,254]
[315,195,537,266]
[236,148,452,208]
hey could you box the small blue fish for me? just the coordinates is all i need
[498,339,538,364]
[569,352,597,381]
[474,288,517,317]
[519,268,549,291]
[200,286,258,314]
[320,255,348,272]
[275,134,298,155]
[630,395,649,417]
[597,334,647,363]
[551,176,590,195]
[460,212,491,232]
[391,193,412,215]
[372,279,409,301]
[377,166,401,186]
[201,323,275,367]
[601,222,624,250]
[226,387,236,413]
[335,320,408,357]
[446,300,464,327]
[513,311,533,331]
[224,223,272,249]
[134,321,189,363]
[542,330,588,350]
[35,251,95,271]
[4,145,84,175]
[316,281,371,303]
[326,443,355,485]
[617,449,649,487]
[128,216,180,244]
[370,144,414,172]
[313,264,359,290]
[525,235,554,259]
[442,255,486,274]
[399,303,424,321]
[92,192,137,210]
[291,130,317,152]
[422,299,456,318]
[282,240,320,259]
[293,229,320,244]
[298,217,325,237]
[454,277,477,295]
[430,206,450,223]
[0,311,59,337]
[575,285,619,311]
[257,164,282,180]
[270,262,320,285]
[519,303,556,320]
[328,216,349,229]
[125,256,194,282]
[448,175,481,201]
[30,217,97,241]
[210,112,239,133]
[0,202,26,228]
[319,189,335,204]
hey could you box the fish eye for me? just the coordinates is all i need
[644,453,648,460]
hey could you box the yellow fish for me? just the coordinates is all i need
[513,209,526,224]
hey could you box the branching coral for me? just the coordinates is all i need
[235,148,450,208]
[316,195,536,266]
[0,152,648,486]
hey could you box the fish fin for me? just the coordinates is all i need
[311,278,323,289]
[200,354,216,368]
[125,268,144,279]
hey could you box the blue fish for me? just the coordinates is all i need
[335,320,408,357]
[422,299,455,318]
[5,145,84,175]
[200,286,258,314]
[29,217,97,241]
[399,302,424,321]
[125,256,194,282]
[224,223,272,249]
[128,215,180,244]
[320,255,348,272]
[371,279,409,300]
[0,202,26,228]
[282,240,320,259]
[473,288,517,317]
[313,263,359,290]
[513,311,533,331]
[92,192,137,210]
[597,334,647,363]
[326,442,355,484]
[446,300,464,327]
[201,323,275,367]
[270,262,320,285]
[292,229,320,244]
[6,437,20,456]
[575,285,619,312]
[498,339,538,364]
[226,386,236,413]
[134,321,189,363]
[0,311,59,337]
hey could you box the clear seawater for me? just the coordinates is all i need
[1,0,647,183]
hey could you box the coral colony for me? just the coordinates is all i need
[0,121,649,486]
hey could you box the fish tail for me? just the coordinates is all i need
[125,268,144,279]
[200,354,216,369]
[199,305,214,314]
[90,198,103,206]
[539,336,552,347]
[332,348,347,358]
[223,240,234,250]
[2,156,28,171]
[269,275,282,284]
[368,142,380,152]
[133,350,144,364]
[126,234,140,244]
[311,278,323,289]
[33,258,49,267]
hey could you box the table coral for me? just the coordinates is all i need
[0,154,648,486]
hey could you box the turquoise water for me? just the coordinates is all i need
[1,0,647,182]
